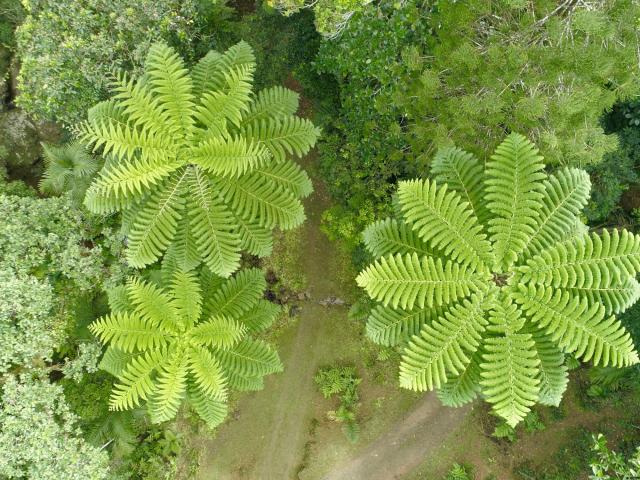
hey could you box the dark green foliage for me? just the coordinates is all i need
[315,1,428,245]
[315,0,640,247]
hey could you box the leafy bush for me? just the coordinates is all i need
[15,0,203,123]
[591,433,640,479]
[0,374,110,479]
[314,365,361,442]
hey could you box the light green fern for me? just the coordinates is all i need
[90,268,282,427]
[76,42,319,276]
[357,134,640,426]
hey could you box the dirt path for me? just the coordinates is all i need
[322,397,470,480]
[196,155,354,480]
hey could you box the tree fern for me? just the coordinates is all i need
[357,134,640,425]
[76,41,320,276]
[91,269,282,426]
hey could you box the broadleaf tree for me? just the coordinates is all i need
[90,268,283,428]
[76,41,319,277]
[357,133,640,426]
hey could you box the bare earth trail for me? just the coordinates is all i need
[196,153,469,480]
[321,399,470,480]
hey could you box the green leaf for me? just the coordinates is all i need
[148,347,189,423]
[485,133,546,270]
[398,178,493,269]
[520,168,591,260]
[237,300,281,332]
[191,316,246,351]
[188,346,227,400]
[215,339,283,378]
[356,253,485,310]
[399,293,489,391]
[431,146,490,226]
[126,169,188,268]
[519,229,640,289]
[243,86,300,123]
[90,312,168,353]
[512,284,639,367]
[366,304,438,346]
[363,218,435,259]
[187,169,241,277]
[480,332,540,427]
[241,116,320,162]
[110,349,168,410]
[206,268,266,318]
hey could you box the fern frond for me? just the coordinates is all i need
[83,150,177,214]
[126,277,180,333]
[568,276,640,315]
[242,116,320,162]
[90,312,168,353]
[206,268,266,318]
[216,174,305,230]
[480,332,540,427]
[76,119,176,164]
[202,41,255,95]
[191,136,270,177]
[126,169,188,268]
[226,373,264,391]
[399,293,489,391]
[107,286,133,314]
[437,350,483,407]
[165,214,201,272]
[215,339,283,378]
[519,229,640,289]
[87,99,128,126]
[191,316,246,351]
[187,169,241,277]
[512,284,639,367]
[485,133,546,270]
[191,50,223,100]
[528,325,568,406]
[356,253,485,310]
[366,304,439,347]
[233,215,273,257]
[170,270,202,327]
[188,386,228,429]
[519,168,591,261]
[188,346,227,400]
[196,65,253,128]
[431,147,490,226]
[363,218,435,259]
[251,160,313,198]
[148,348,188,423]
[145,43,195,137]
[397,179,493,269]
[110,349,168,410]
[110,71,169,134]
[243,86,299,123]
[99,347,138,378]
[237,300,281,333]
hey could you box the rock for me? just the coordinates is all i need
[319,296,346,307]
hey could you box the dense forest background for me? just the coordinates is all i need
[1,1,640,479]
